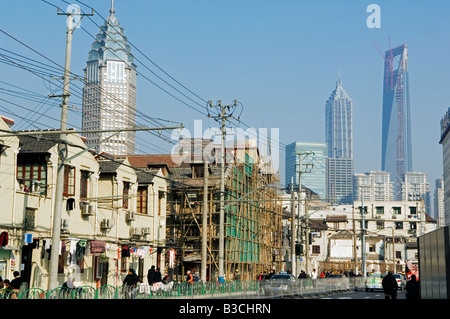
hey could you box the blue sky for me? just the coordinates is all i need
[1,0,449,196]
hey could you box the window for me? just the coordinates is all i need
[409,206,417,215]
[376,206,384,214]
[80,170,90,199]
[376,221,384,230]
[358,206,368,213]
[63,165,76,196]
[395,222,403,230]
[312,245,320,254]
[137,186,147,214]
[17,155,47,194]
[395,251,402,259]
[369,244,376,252]
[158,191,165,216]
[192,165,204,178]
[123,182,130,209]
[393,207,401,215]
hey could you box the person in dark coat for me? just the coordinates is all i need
[153,267,162,284]
[382,271,398,299]
[147,265,155,285]
[124,269,138,286]
[123,269,139,299]
[405,275,420,299]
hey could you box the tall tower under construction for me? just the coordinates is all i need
[381,43,412,200]
[82,2,137,155]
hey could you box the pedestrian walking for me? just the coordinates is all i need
[257,271,264,281]
[123,268,138,299]
[382,271,398,299]
[405,275,420,299]
[147,265,155,285]
[311,269,318,288]
[9,271,22,299]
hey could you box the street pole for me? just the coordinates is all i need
[208,100,239,282]
[290,177,295,275]
[361,187,367,278]
[201,161,208,281]
[305,202,310,276]
[219,104,225,282]
[48,8,93,291]
[295,151,313,276]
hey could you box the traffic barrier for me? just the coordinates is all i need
[10,278,354,299]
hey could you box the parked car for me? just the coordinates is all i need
[393,273,406,290]
[264,274,299,296]
[365,272,384,292]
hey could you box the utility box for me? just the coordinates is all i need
[418,226,450,299]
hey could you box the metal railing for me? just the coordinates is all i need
[0,277,360,299]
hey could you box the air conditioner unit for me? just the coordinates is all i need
[126,210,135,221]
[31,180,41,193]
[392,215,397,219]
[61,219,69,232]
[100,219,112,230]
[142,226,151,235]
[130,227,142,237]
[81,202,94,216]
[375,216,381,219]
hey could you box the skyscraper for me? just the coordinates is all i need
[285,142,326,199]
[325,75,354,204]
[381,43,412,200]
[82,2,137,155]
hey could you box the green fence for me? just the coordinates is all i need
[0,278,352,299]
[0,280,260,300]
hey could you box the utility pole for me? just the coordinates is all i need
[290,177,295,275]
[208,100,239,282]
[360,186,367,278]
[201,161,208,281]
[295,151,314,276]
[48,7,93,291]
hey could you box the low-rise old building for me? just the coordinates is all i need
[0,117,168,290]
[300,200,436,275]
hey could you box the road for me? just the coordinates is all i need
[311,289,407,299]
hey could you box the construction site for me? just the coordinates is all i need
[164,138,284,281]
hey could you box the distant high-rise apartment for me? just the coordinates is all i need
[325,75,354,204]
[434,178,445,227]
[354,171,394,202]
[82,3,137,155]
[285,142,326,199]
[401,172,431,214]
[381,44,412,200]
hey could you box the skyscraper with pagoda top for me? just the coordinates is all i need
[82,1,137,155]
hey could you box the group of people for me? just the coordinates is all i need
[122,266,169,288]
[257,269,276,280]
[0,271,23,298]
[382,271,420,299]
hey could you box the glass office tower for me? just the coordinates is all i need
[325,75,354,204]
[285,142,327,199]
